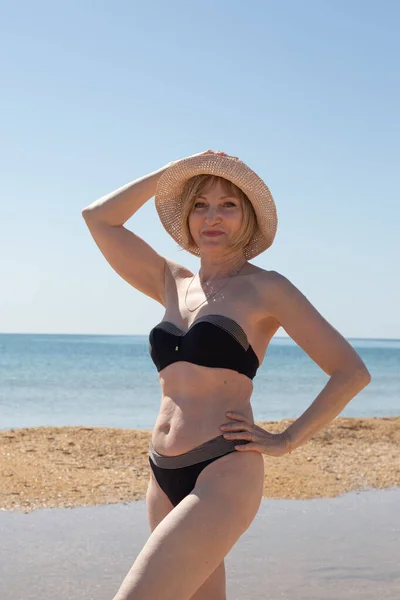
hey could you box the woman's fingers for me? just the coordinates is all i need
[223,431,252,439]
[204,149,238,158]
[220,423,249,431]
[225,411,247,421]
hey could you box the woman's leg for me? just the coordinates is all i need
[146,468,227,600]
[112,450,264,600]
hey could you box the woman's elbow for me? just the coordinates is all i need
[334,360,371,387]
[353,364,372,387]
[346,351,372,386]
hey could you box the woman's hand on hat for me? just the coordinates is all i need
[167,149,239,168]
[220,411,290,457]
[204,149,239,159]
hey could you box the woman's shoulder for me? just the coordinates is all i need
[249,264,288,286]
[256,267,318,327]
[252,267,299,306]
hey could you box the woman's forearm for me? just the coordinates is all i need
[284,369,371,451]
[81,164,170,227]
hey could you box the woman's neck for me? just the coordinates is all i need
[198,252,247,282]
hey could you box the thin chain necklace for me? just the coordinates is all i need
[185,259,247,313]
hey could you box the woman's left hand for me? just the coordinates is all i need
[220,411,289,457]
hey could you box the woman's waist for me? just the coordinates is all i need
[151,394,254,456]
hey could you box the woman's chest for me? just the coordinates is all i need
[161,275,279,365]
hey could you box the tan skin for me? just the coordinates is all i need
[83,149,370,600]
[151,166,285,459]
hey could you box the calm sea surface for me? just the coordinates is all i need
[0,334,399,431]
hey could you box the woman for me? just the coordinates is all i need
[82,150,371,600]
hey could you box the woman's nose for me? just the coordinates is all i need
[204,208,221,223]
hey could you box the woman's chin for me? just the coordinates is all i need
[197,238,227,252]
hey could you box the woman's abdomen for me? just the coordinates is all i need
[150,363,254,456]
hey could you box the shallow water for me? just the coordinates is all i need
[1,487,399,599]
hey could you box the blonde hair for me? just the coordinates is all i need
[180,175,257,254]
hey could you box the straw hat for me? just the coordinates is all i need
[155,153,278,260]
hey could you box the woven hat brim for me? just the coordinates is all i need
[155,155,278,260]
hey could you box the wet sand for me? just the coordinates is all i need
[1,417,400,512]
[1,488,399,599]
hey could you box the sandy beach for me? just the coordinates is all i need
[1,416,399,513]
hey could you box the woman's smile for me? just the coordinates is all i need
[202,230,225,237]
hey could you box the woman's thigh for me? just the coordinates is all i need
[146,470,227,600]
[146,469,174,532]
[113,450,264,600]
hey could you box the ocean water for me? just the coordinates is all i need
[0,334,399,432]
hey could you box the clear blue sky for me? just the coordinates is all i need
[1,1,399,338]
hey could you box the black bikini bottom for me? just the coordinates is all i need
[148,434,250,507]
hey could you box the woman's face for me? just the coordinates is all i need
[188,179,243,253]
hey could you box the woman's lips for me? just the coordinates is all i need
[202,231,224,237]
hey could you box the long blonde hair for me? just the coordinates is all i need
[180,175,257,254]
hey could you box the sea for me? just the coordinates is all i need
[0,334,399,432]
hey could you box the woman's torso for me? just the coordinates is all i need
[150,261,280,456]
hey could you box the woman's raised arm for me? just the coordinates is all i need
[81,164,172,305]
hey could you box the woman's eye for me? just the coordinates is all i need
[193,201,236,208]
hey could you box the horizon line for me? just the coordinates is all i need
[0,332,399,342]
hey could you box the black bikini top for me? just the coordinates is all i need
[148,314,259,380]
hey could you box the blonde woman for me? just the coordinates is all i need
[82,150,371,600]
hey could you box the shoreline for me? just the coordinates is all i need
[1,416,399,513]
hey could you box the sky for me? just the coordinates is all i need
[1,0,399,339]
